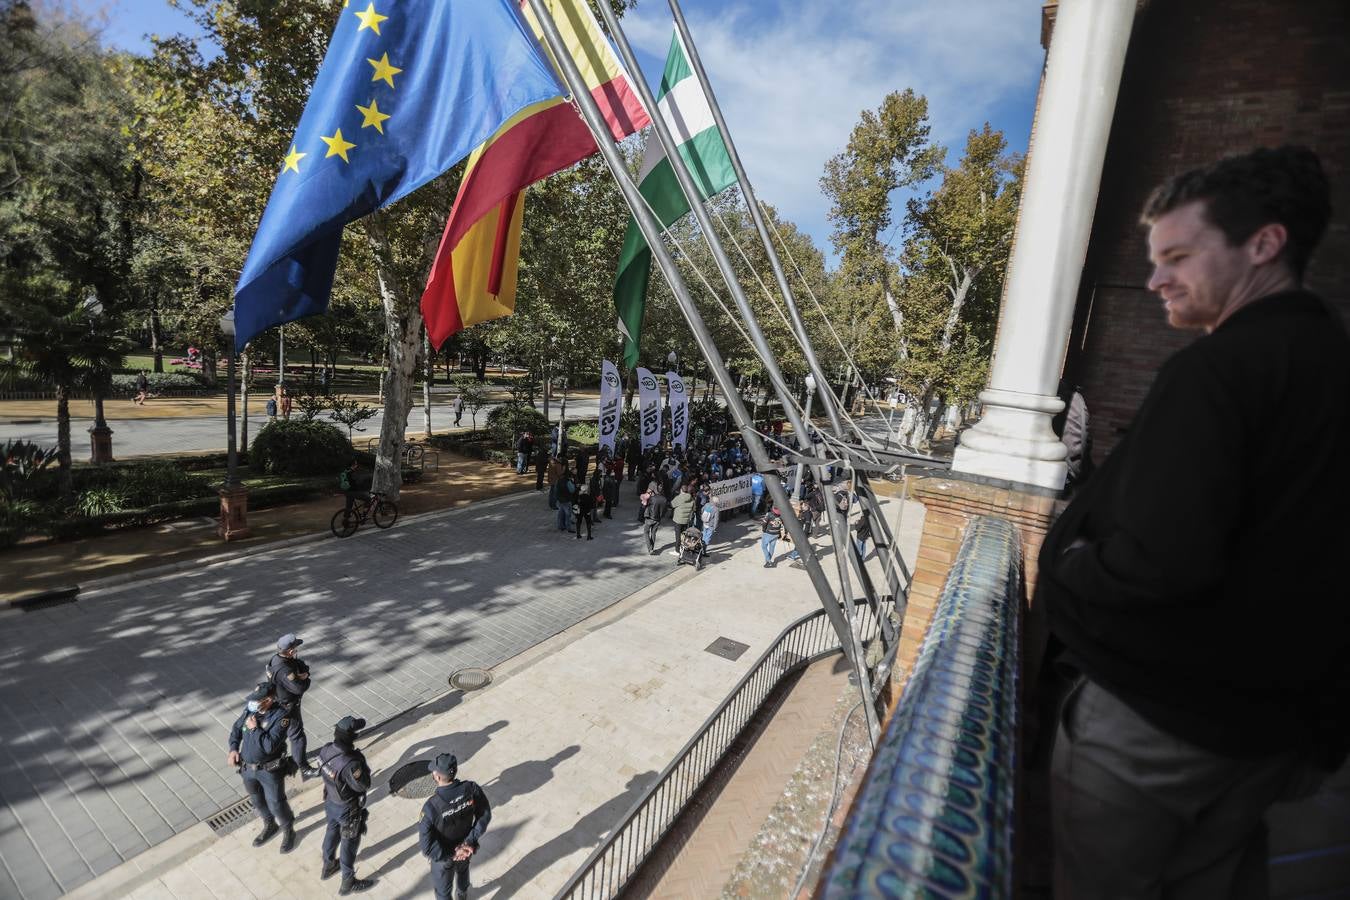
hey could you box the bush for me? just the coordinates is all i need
[0,499,47,548]
[110,372,205,394]
[251,420,353,476]
[77,488,127,516]
[566,422,599,445]
[486,402,549,446]
[118,461,212,506]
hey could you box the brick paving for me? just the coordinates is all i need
[0,488,682,900]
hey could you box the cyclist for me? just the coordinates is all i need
[642,482,668,555]
[338,460,369,520]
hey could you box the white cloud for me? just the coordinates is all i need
[622,0,1044,263]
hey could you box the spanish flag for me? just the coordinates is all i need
[420,0,649,347]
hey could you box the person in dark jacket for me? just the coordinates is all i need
[318,716,375,894]
[642,483,668,554]
[602,470,619,518]
[574,485,595,540]
[227,682,296,852]
[533,444,549,492]
[266,633,317,778]
[1038,146,1349,898]
[419,753,491,900]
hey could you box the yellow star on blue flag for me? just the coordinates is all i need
[233,0,563,349]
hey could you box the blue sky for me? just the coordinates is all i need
[72,0,1045,266]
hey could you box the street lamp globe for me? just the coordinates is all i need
[805,373,817,393]
[219,309,236,338]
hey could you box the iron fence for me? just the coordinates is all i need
[554,598,893,900]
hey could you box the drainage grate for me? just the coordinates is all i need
[705,637,750,662]
[448,668,492,691]
[206,797,256,835]
[389,761,438,799]
[17,587,79,613]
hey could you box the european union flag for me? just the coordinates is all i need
[232,0,564,350]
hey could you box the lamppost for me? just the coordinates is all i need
[793,373,817,499]
[218,310,250,541]
[83,293,115,464]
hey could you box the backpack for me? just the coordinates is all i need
[266,398,278,416]
[338,470,351,492]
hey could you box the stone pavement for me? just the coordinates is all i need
[0,486,745,900]
[57,499,922,900]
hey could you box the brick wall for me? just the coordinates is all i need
[1064,0,1350,456]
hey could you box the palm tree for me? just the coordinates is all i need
[1,297,127,501]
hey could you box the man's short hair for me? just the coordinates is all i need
[1140,145,1331,278]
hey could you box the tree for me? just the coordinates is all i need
[328,395,378,444]
[460,382,490,433]
[821,90,944,366]
[0,4,136,497]
[895,125,1022,448]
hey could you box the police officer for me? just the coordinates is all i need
[418,753,491,900]
[266,632,318,778]
[318,716,375,895]
[226,682,296,853]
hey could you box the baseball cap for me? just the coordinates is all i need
[335,715,366,737]
[247,682,275,702]
[276,633,303,652]
[428,753,458,778]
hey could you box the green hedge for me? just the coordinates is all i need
[251,420,352,475]
[486,402,549,446]
[110,372,206,393]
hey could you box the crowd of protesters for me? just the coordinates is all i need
[513,422,876,572]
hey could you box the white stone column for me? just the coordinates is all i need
[951,0,1137,490]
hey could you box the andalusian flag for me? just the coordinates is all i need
[614,30,736,368]
[420,0,649,347]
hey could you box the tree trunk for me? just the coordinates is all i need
[422,327,432,439]
[55,385,73,501]
[367,224,423,501]
[150,297,164,373]
[202,344,218,386]
[879,265,908,362]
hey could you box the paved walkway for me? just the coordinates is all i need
[55,500,921,900]
[0,487,771,900]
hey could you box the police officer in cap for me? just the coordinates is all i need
[226,682,296,852]
[318,715,375,894]
[266,632,318,778]
[418,753,491,900]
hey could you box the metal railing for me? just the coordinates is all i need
[554,598,895,900]
[820,515,1023,898]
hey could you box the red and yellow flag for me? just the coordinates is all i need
[420,0,650,346]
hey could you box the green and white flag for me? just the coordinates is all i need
[614,29,736,369]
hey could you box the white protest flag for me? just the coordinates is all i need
[637,367,662,451]
[598,360,622,455]
[667,370,688,450]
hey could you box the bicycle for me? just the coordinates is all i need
[331,492,399,538]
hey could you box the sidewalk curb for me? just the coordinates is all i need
[5,488,538,608]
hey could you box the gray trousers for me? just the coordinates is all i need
[1052,678,1322,899]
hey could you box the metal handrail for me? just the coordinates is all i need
[553,598,894,900]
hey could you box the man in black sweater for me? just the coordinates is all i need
[1038,146,1348,898]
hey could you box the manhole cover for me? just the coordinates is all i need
[705,637,749,661]
[389,761,438,799]
[449,668,493,691]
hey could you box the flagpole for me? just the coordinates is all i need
[664,0,846,439]
[592,1,881,739]
[521,0,868,681]
[667,0,910,632]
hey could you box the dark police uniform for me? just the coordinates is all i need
[266,648,311,769]
[228,702,294,836]
[419,773,491,900]
[319,739,371,882]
